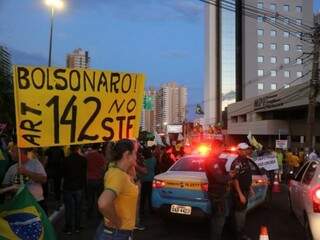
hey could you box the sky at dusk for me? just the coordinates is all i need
[1,0,320,116]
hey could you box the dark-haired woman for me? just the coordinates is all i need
[95,139,138,240]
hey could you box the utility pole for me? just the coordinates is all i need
[306,23,320,148]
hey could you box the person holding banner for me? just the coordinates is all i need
[2,148,47,212]
[96,139,138,240]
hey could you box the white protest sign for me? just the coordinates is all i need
[254,154,279,171]
[276,140,288,150]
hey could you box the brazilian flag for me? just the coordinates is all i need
[0,186,56,240]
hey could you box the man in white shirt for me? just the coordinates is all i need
[2,148,47,212]
[309,149,319,161]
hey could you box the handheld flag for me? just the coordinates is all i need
[143,96,154,110]
[154,132,165,146]
[247,131,263,151]
[0,186,56,240]
[195,104,204,115]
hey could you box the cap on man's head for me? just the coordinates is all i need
[237,142,250,150]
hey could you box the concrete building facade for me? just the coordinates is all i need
[240,0,313,99]
[204,2,221,126]
[66,48,90,68]
[0,46,13,123]
[0,46,11,84]
[205,0,313,126]
[227,82,320,149]
[156,82,187,132]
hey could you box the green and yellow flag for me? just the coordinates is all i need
[0,186,56,240]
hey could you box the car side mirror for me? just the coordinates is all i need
[288,170,295,180]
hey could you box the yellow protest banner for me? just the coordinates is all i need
[13,66,145,148]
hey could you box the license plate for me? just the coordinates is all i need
[170,205,192,215]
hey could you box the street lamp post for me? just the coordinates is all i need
[45,0,64,67]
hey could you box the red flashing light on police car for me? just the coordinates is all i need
[312,187,320,213]
[230,146,237,152]
[197,144,211,156]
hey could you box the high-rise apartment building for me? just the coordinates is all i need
[141,88,157,132]
[66,48,90,68]
[156,82,187,131]
[315,11,320,24]
[0,46,13,122]
[205,0,313,125]
[0,46,11,84]
[241,0,313,99]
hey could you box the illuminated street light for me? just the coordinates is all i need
[44,0,64,66]
[45,0,64,9]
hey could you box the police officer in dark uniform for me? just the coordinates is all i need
[231,143,254,240]
[204,141,236,240]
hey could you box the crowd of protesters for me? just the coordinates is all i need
[1,129,319,240]
[0,131,184,238]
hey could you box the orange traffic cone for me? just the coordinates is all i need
[259,226,269,240]
[272,174,281,193]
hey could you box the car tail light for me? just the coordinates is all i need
[312,188,320,213]
[201,183,208,192]
[153,180,166,189]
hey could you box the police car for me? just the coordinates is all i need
[152,151,268,219]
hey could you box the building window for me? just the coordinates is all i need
[296,6,302,13]
[284,84,290,88]
[297,71,303,78]
[284,17,290,25]
[270,17,276,23]
[270,70,277,77]
[283,5,289,12]
[270,30,276,37]
[270,43,277,50]
[296,19,302,25]
[270,4,277,11]
[270,57,277,64]
[258,83,264,90]
[257,29,264,36]
[271,84,277,90]
[297,45,303,52]
[296,58,302,64]
[284,44,290,51]
[258,70,264,77]
[257,16,264,23]
[284,71,290,78]
[257,42,264,49]
[257,2,263,9]
[257,56,264,63]
[284,57,290,64]
[284,31,290,38]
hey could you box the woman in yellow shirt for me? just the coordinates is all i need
[95,139,138,240]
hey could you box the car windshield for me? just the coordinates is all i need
[170,156,206,172]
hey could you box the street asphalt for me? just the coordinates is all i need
[54,185,306,240]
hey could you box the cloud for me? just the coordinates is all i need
[10,48,47,66]
[68,0,203,22]
[160,50,190,59]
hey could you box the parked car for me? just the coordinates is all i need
[288,160,320,240]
